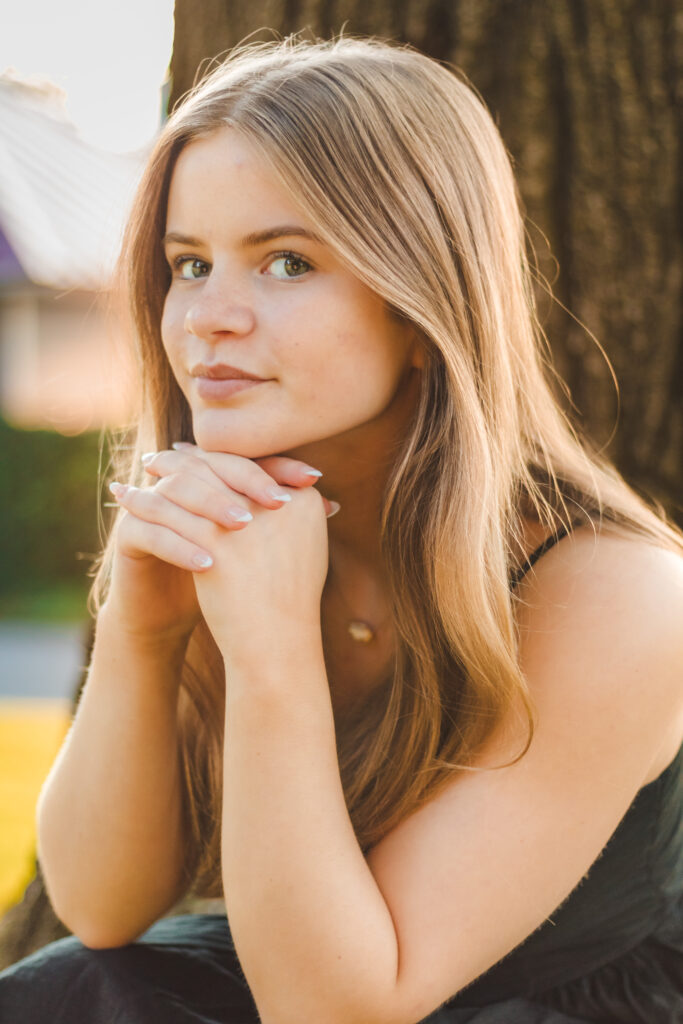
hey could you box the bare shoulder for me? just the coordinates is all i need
[364,523,683,1019]
[516,520,683,601]
[357,523,683,1019]
[514,523,683,781]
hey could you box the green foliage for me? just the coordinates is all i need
[0,418,106,615]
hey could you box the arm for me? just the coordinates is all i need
[219,533,683,1024]
[38,446,324,947]
[36,602,190,948]
[221,630,398,1024]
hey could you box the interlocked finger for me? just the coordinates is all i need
[141,450,226,490]
[145,447,298,508]
[109,483,242,555]
[151,471,254,526]
[115,509,215,572]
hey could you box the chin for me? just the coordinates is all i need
[190,410,347,460]
[190,419,282,459]
[195,435,273,459]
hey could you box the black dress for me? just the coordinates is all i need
[1,527,681,1024]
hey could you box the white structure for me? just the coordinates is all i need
[0,73,145,433]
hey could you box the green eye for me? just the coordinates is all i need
[268,252,311,279]
[175,257,210,280]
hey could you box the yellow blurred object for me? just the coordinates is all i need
[0,700,70,912]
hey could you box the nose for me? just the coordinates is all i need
[183,280,256,340]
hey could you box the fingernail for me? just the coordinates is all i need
[172,441,193,450]
[302,468,323,478]
[227,507,253,523]
[266,487,292,502]
[326,501,341,518]
[192,553,213,569]
[108,481,127,497]
[141,452,155,465]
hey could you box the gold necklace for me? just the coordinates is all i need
[325,569,391,644]
[348,620,376,644]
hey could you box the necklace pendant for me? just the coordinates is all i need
[348,619,374,643]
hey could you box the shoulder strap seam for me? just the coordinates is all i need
[509,522,576,589]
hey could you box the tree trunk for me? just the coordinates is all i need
[3,0,680,970]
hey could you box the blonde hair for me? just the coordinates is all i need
[93,33,683,896]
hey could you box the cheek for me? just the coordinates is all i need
[332,319,408,392]
[160,298,184,370]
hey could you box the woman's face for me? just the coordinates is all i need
[160,128,423,459]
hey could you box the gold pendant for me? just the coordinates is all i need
[348,620,374,643]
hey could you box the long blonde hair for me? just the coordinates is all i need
[93,33,683,896]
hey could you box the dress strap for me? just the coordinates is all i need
[509,522,576,589]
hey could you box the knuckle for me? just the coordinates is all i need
[131,485,153,506]
[155,472,180,495]
[145,451,169,474]
[185,459,219,487]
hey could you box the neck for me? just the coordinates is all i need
[284,365,421,582]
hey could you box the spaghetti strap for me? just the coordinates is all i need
[509,522,576,589]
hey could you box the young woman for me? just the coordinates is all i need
[1,34,681,1024]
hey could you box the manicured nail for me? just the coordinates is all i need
[302,468,323,478]
[227,507,253,523]
[192,553,213,568]
[266,487,292,502]
[141,452,156,465]
[108,481,127,497]
[172,441,193,450]
[326,501,341,518]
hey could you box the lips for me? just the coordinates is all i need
[194,377,266,400]
[190,362,267,381]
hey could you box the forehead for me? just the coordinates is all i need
[166,128,308,232]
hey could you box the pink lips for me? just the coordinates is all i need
[190,362,270,401]
[195,378,266,399]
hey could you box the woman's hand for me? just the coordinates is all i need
[105,444,333,651]
[190,469,332,662]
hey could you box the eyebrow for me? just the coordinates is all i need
[162,226,324,249]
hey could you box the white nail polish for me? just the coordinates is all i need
[228,508,253,523]
[192,553,213,568]
[267,488,292,502]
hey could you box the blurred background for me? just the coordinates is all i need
[1,0,681,965]
[0,0,175,954]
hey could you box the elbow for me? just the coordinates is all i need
[257,993,397,1024]
[39,869,146,951]
[66,909,149,950]
[47,895,144,951]
[74,928,141,951]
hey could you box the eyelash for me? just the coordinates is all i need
[170,250,313,281]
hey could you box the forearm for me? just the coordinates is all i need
[37,603,190,946]
[221,630,398,1024]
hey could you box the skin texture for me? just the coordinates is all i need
[42,125,683,1023]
